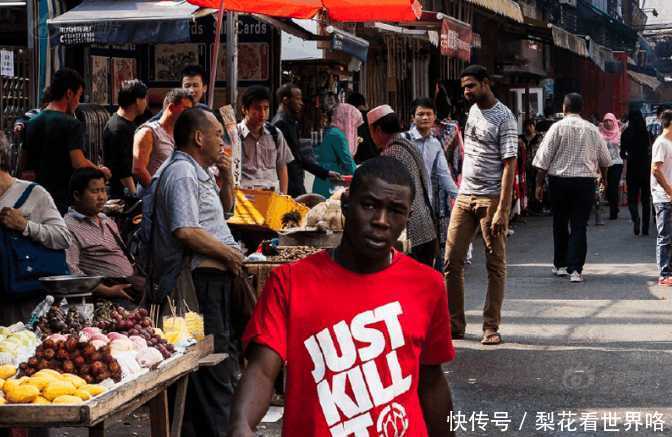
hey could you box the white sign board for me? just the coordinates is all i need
[0,50,14,77]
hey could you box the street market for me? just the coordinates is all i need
[2,0,672,436]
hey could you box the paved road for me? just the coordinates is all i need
[52,214,670,436]
[447,214,671,436]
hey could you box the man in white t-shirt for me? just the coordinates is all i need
[651,110,672,286]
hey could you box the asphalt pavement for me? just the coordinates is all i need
[51,212,671,437]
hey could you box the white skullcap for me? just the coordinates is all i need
[367,104,395,125]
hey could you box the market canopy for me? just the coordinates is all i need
[47,0,215,46]
[186,0,422,22]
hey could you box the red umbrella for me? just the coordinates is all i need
[189,0,422,106]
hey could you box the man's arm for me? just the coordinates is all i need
[535,168,547,202]
[69,150,111,179]
[276,164,289,194]
[435,150,459,197]
[491,157,516,236]
[173,227,243,275]
[228,344,283,437]
[120,177,137,195]
[652,161,672,197]
[132,129,154,187]
[216,152,235,212]
[418,364,455,437]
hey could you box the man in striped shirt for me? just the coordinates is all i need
[444,65,518,346]
[64,167,137,303]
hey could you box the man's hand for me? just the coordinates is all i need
[327,171,342,183]
[490,208,508,237]
[223,248,245,276]
[98,165,112,180]
[97,284,133,301]
[0,207,28,232]
[216,150,234,181]
[535,185,544,202]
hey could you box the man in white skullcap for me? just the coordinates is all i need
[367,104,438,266]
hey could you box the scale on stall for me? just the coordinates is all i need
[38,276,104,320]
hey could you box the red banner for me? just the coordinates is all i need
[440,18,472,62]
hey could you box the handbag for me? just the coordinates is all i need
[0,183,69,297]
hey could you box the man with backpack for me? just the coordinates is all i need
[238,86,294,194]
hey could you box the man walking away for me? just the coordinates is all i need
[444,65,518,346]
[533,93,612,284]
[651,110,672,286]
[272,83,339,197]
[104,79,148,198]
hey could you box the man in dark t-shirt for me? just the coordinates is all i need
[24,68,110,213]
[104,79,148,198]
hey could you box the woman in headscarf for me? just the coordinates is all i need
[621,109,652,235]
[599,113,624,220]
[312,103,359,198]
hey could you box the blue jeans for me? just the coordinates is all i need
[654,203,672,277]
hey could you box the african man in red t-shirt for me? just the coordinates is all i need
[229,156,456,437]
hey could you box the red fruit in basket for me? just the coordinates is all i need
[42,339,55,350]
[102,353,114,364]
[56,348,69,361]
[57,341,66,350]
[80,364,91,375]
[108,361,120,374]
[62,360,75,373]
[82,374,94,384]
[43,348,55,360]
[138,308,148,317]
[74,356,85,368]
[19,362,28,371]
[65,337,78,352]
[141,319,151,328]
[25,367,36,376]
[90,352,102,363]
[82,344,96,358]
[48,360,60,369]
[97,371,111,382]
[91,361,104,375]
[128,329,139,336]
[37,359,49,370]
[28,357,39,367]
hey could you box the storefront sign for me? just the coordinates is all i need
[0,49,13,77]
[440,18,472,62]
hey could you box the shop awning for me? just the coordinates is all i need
[588,41,615,72]
[186,0,422,22]
[550,24,589,58]
[47,0,215,46]
[464,0,523,23]
[628,70,661,91]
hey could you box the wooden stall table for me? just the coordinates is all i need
[0,336,223,437]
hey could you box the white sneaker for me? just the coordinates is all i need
[569,272,584,283]
[552,267,569,277]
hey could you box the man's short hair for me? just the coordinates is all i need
[460,65,489,82]
[163,88,193,109]
[563,93,584,114]
[242,86,271,109]
[662,110,672,129]
[347,92,366,108]
[174,108,212,150]
[181,65,207,84]
[69,167,106,200]
[118,79,148,109]
[657,105,669,117]
[372,113,402,135]
[276,83,299,103]
[349,156,415,202]
[411,97,435,116]
[50,68,85,101]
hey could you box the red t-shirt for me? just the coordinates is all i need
[243,250,456,437]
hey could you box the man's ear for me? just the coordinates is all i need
[72,191,80,203]
[341,190,350,210]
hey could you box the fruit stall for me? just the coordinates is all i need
[0,301,219,437]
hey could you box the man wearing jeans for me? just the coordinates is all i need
[651,110,672,286]
[533,93,612,284]
[444,65,518,345]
